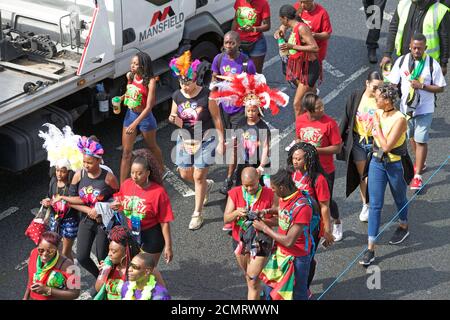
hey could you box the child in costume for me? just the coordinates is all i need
[39,124,84,261]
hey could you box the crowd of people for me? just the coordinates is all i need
[23,0,448,301]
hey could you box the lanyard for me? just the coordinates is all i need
[242,185,262,212]
[293,171,308,187]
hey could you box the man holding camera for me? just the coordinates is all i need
[223,167,276,300]
[386,33,446,190]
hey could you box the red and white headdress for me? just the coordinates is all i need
[209,73,289,116]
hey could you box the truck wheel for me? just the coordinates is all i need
[191,41,220,63]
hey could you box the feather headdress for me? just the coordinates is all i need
[169,50,201,80]
[38,124,83,171]
[209,73,289,116]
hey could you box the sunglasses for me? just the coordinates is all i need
[179,78,194,85]
[37,247,57,255]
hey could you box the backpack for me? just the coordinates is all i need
[215,52,249,75]
[287,190,321,254]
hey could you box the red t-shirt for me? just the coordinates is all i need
[234,0,270,42]
[277,192,313,257]
[228,186,275,242]
[27,248,69,300]
[295,113,342,174]
[115,179,174,230]
[293,3,332,62]
[291,171,330,202]
[292,171,330,238]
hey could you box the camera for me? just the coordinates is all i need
[373,148,385,162]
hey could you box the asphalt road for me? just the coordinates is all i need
[1,0,449,300]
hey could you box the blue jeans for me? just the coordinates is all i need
[293,255,312,300]
[368,158,408,244]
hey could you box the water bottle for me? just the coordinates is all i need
[263,174,271,188]
[278,38,289,57]
[96,83,109,113]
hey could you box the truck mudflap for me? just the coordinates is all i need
[0,105,72,172]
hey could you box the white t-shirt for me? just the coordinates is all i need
[387,53,446,116]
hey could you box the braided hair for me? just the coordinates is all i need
[287,142,327,187]
[131,148,163,185]
[108,226,141,280]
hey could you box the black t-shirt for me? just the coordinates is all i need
[48,176,78,220]
[172,87,214,139]
[236,118,271,165]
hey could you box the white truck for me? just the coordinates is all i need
[0,0,234,171]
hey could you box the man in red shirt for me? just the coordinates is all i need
[275,0,332,64]
[253,168,313,300]
[224,167,276,300]
[295,93,343,242]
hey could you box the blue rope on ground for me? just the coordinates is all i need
[316,156,450,300]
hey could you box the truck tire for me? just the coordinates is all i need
[191,41,220,63]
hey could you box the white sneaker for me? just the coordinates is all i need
[359,204,369,222]
[285,140,297,152]
[332,223,343,242]
[189,212,204,230]
[203,179,214,206]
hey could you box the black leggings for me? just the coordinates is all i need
[327,171,340,220]
[76,216,109,278]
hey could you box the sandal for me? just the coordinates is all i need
[189,212,204,230]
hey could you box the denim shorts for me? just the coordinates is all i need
[351,134,374,162]
[242,36,267,57]
[407,113,433,143]
[123,108,157,132]
[175,136,216,169]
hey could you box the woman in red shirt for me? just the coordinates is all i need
[224,167,276,300]
[232,0,271,73]
[278,5,319,118]
[24,232,80,300]
[111,150,174,267]
[287,142,333,296]
[295,92,343,241]
[118,52,164,184]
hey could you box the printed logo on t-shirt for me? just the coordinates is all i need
[299,127,323,147]
[242,130,259,159]
[236,6,257,27]
[178,101,202,124]
[222,64,239,75]
[79,186,104,206]
[123,196,147,220]
[124,84,143,109]
[278,209,292,231]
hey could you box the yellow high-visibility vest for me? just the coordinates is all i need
[395,0,449,62]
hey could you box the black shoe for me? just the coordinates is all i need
[389,226,409,245]
[359,250,375,266]
[219,177,233,195]
[368,48,377,64]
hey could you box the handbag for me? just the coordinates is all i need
[25,205,51,245]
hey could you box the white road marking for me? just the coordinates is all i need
[163,166,195,197]
[323,60,345,78]
[263,55,281,71]
[0,207,19,222]
[15,259,29,271]
[271,65,370,146]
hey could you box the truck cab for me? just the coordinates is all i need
[0,0,234,172]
